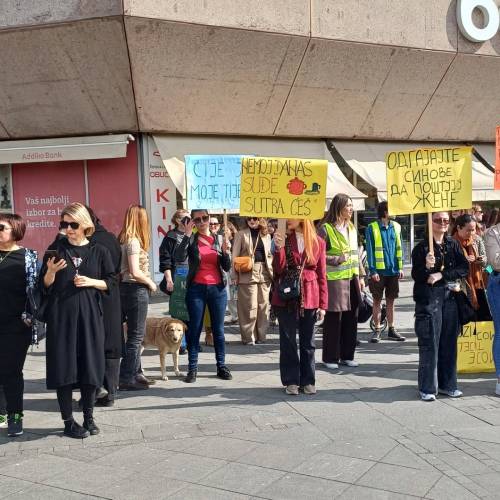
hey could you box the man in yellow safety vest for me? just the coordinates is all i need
[365,201,405,343]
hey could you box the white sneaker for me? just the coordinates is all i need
[0,414,6,428]
[285,385,299,395]
[420,392,436,402]
[496,383,500,396]
[324,363,339,370]
[340,360,359,367]
[438,389,463,398]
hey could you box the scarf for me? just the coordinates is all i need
[453,233,484,310]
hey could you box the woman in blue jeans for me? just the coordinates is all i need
[484,222,500,396]
[411,211,469,402]
[175,209,232,383]
[118,205,157,391]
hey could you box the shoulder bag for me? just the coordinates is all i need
[278,238,305,302]
[234,233,260,274]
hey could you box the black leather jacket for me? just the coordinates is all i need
[174,233,231,287]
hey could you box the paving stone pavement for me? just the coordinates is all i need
[1,279,500,499]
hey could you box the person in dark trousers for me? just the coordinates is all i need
[41,203,116,438]
[86,208,122,406]
[319,194,365,370]
[175,209,232,383]
[365,201,405,342]
[159,208,191,354]
[0,213,38,437]
[411,211,469,402]
[272,219,327,395]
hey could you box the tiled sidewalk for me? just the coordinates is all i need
[0,290,499,499]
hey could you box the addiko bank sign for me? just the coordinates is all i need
[458,0,500,42]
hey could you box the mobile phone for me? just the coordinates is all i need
[181,216,191,225]
[44,249,61,263]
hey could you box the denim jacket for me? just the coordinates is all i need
[174,233,231,287]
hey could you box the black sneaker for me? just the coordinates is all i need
[83,411,100,436]
[63,419,90,439]
[387,327,406,341]
[184,370,197,383]
[7,413,23,437]
[95,397,114,407]
[370,328,381,343]
[217,366,233,380]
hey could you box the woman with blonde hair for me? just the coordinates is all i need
[272,219,327,395]
[41,203,116,438]
[232,217,273,344]
[118,205,157,391]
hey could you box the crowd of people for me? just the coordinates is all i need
[1,197,500,439]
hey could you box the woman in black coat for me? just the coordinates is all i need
[41,203,116,439]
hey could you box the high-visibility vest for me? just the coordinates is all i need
[323,223,359,281]
[369,220,403,271]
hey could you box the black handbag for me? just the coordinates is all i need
[454,290,476,326]
[278,238,305,302]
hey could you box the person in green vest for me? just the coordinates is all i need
[365,201,406,343]
[319,193,365,370]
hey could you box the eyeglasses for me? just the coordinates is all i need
[0,224,12,232]
[476,210,483,214]
[432,218,450,225]
[59,221,80,230]
[192,215,210,224]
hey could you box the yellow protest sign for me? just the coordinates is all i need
[457,321,495,374]
[386,146,472,216]
[239,157,327,220]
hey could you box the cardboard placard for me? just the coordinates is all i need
[239,157,327,220]
[386,146,472,216]
[457,321,495,374]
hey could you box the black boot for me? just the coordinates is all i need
[63,417,90,439]
[184,370,197,383]
[83,409,100,435]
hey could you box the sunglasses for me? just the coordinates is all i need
[0,224,12,232]
[209,222,220,226]
[193,215,210,224]
[247,217,259,222]
[59,221,80,230]
[432,218,449,225]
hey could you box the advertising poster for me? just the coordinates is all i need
[239,157,327,220]
[148,136,179,282]
[386,146,472,216]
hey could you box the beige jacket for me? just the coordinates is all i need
[484,224,500,271]
[231,228,273,283]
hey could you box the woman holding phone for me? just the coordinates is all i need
[41,203,116,438]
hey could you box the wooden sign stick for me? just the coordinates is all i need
[427,212,434,255]
[277,219,287,238]
[223,209,228,241]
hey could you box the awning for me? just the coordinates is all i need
[0,134,133,164]
[326,162,366,211]
[334,140,500,202]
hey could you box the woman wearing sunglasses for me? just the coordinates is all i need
[231,217,273,345]
[0,214,37,437]
[118,205,157,390]
[411,211,469,402]
[41,203,116,438]
[272,219,327,395]
[175,209,232,383]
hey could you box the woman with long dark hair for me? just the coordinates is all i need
[42,203,116,437]
[175,209,232,383]
[272,219,327,395]
[232,217,273,344]
[0,213,37,437]
[412,211,469,401]
[319,194,365,370]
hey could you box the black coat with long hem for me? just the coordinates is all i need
[41,238,117,390]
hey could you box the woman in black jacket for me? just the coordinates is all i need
[41,203,116,438]
[411,211,469,402]
[174,209,232,383]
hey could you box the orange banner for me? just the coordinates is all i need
[496,126,500,190]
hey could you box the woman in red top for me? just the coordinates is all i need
[272,219,327,395]
[175,209,232,383]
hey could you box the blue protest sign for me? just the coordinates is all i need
[185,155,242,211]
